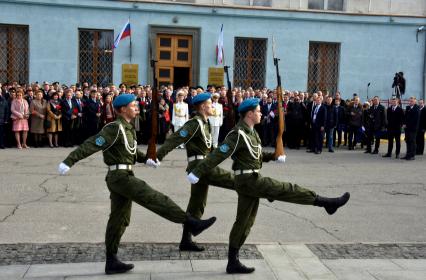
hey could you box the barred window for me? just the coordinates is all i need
[308,0,344,11]
[0,25,29,84]
[234,38,267,90]
[307,42,340,94]
[79,29,113,86]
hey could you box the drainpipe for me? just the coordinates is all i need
[418,26,426,100]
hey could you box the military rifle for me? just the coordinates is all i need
[147,39,158,160]
[224,66,235,129]
[272,37,285,158]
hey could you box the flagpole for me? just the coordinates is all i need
[129,17,132,63]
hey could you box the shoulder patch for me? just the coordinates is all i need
[95,136,106,146]
[179,129,189,138]
[219,144,230,153]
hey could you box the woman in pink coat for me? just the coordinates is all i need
[10,89,30,149]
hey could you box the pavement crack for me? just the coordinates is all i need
[259,202,344,242]
[0,205,19,223]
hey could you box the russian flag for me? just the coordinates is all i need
[113,19,131,49]
[216,24,224,65]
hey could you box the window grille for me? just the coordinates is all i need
[79,29,113,86]
[0,25,29,84]
[234,38,267,90]
[307,42,340,95]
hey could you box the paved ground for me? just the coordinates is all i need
[0,144,425,279]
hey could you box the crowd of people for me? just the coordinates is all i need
[0,81,425,159]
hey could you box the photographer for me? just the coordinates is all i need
[392,72,406,99]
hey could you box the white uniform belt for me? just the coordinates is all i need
[108,164,133,171]
[234,169,259,175]
[187,155,206,162]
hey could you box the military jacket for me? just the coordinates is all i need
[192,120,275,178]
[156,113,212,161]
[63,116,146,167]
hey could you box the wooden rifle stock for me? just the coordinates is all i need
[274,58,285,158]
[147,59,158,159]
[224,66,235,128]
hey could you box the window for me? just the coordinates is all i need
[307,42,340,94]
[79,29,113,86]
[234,38,267,89]
[0,25,28,84]
[224,0,272,7]
[308,0,344,11]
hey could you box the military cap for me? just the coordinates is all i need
[113,93,136,108]
[192,92,211,105]
[238,98,260,113]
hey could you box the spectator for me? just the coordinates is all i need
[309,95,326,154]
[158,97,170,144]
[416,99,425,155]
[46,91,62,148]
[383,98,404,158]
[83,89,101,138]
[61,89,77,147]
[325,96,337,152]
[346,97,363,150]
[10,89,30,149]
[101,94,116,125]
[208,93,222,149]
[172,90,189,148]
[29,90,47,147]
[402,96,420,160]
[0,91,9,149]
[369,96,387,154]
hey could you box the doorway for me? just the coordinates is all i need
[156,34,192,88]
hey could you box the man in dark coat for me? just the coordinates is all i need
[61,89,77,147]
[383,98,404,158]
[261,96,277,147]
[402,97,420,160]
[310,96,327,154]
[416,99,425,155]
[333,98,346,147]
[346,97,363,150]
[325,96,337,152]
[0,92,9,149]
[286,96,304,149]
[83,89,102,139]
[369,96,387,154]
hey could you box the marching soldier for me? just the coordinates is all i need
[147,93,235,252]
[57,94,216,275]
[171,90,189,149]
[187,98,350,274]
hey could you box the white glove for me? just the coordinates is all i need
[269,111,275,118]
[361,126,365,132]
[58,162,70,175]
[276,155,286,164]
[146,158,161,168]
[187,172,200,184]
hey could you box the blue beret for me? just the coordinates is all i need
[238,98,260,113]
[113,94,136,108]
[192,92,211,105]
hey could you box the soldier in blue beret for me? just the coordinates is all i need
[188,98,350,274]
[148,92,236,252]
[58,92,216,275]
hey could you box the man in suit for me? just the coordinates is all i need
[83,89,102,139]
[416,99,425,155]
[346,97,363,150]
[383,98,404,158]
[325,96,337,152]
[286,96,304,149]
[261,96,276,147]
[61,89,77,147]
[72,90,84,144]
[369,96,387,154]
[333,98,346,147]
[402,96,420,160]
[310,95,327,154]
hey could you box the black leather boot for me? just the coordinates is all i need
[226,247,255,274]
[184,214,216,237]
[105,253,134,275]
[313,192,350,215]
[179,225,205,251]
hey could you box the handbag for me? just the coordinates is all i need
[164,110,170,122]
[44,119,51,129]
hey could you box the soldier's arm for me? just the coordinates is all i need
[136,147,147,163]
[191,130,239,178]
[156,119,198,161]
[63,123,119,167]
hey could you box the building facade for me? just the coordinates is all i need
[0,0,425,99]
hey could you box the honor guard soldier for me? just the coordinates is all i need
[187,98,350,274]
[171,90,189,149]
[147,92,235,252]
[57,94,216,275]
